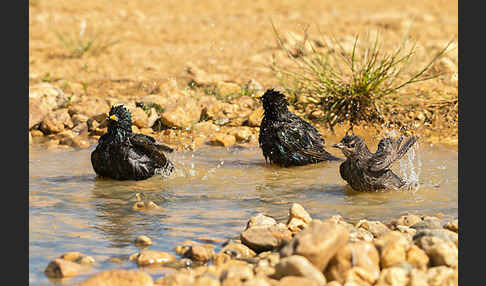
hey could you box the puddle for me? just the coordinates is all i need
[29,142,457,285]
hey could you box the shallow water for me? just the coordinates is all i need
[29,142,457,285]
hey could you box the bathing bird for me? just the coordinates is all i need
[91,105,174,180]
[258,89,343,167]
[332,135,418,191]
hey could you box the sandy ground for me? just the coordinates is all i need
[29,0,458,146]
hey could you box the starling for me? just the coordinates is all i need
[91,105,174,180]
[258,89,343,167]
[332,135,418,191]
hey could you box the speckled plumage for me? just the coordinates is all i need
[333,135,418,191]
[258,89,343,167]
[91,105,174,180]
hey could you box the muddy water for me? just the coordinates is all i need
[29,142,457,285]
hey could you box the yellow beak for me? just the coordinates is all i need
[108,114,118,121]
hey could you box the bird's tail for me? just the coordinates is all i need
[396,136,418,161]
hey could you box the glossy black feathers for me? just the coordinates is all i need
[333,135,418,191]
[258,89,343,167]
[91,105,174,180]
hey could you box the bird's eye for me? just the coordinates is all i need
[350,143,355,148]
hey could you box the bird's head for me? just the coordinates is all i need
[106,105,132,132]
[259,89,289,115]
[332,135,366,158]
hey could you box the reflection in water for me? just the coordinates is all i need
[29,143,457,286]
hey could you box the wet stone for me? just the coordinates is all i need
[443,219,458,233]
[185,244,216,263]
[280,220,349,271]
[77,269,154,286]
[246,213,277,230]
[220,242,256,259]
[132,200,160,211]
[288,203,312,224]
[241,223,292,253]
[135,235,153,248]
[209,133,237,147]
[272,255,326,286]
[44,258,86,278]
[134,250,176,266]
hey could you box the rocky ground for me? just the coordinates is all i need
[44,203,458,286]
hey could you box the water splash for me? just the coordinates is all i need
[379,126,422,192]
[399,140,422,192]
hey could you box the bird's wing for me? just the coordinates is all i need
[132,133,174,153]
[129,134,172,166]
[368,136,417,172]
[395,136,418,161]
[274,117,334,161]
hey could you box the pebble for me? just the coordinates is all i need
[241,223,292,253]
[410,219,442,230]
[356,219,391,238]
[391,214,423,228]
[209,133,236,147]
[134,235,152,248]
[288,203,312,224]
[220,242,256,259]
[185,244,216,263]
[77,269,154,286]
[133,250,176,266]
[246,213,277,229]
[406,244,429,270]
[44,258,86,278]
[272,255,326,285]
[280,220,349,271]
[374,231,411,269]
[325,241,380,284]
[426,266,458,286]
[132,200,160,211]
[375,267,409,286]
[416,236,458,267]
[443,219,458,233]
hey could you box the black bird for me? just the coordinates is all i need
[91,105,174,180]
[332,135,418,191]
[258,89,343,167]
